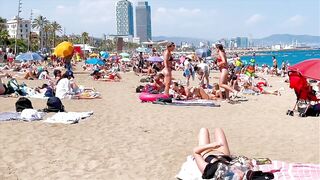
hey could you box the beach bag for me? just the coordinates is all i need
[44,97,65,112]
[202,155,274,180]
[136,85,144,93]
[15,97,33,112]
[303,104,320,117]
[44,87,54,97]
[6,78,26,96]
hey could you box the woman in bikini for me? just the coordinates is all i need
[163,42,175,95]
[215,44,239,100]
[193,128,231,178]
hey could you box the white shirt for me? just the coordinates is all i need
[38,71,48,80]
[55,78,71,99]
[197,63,209,73]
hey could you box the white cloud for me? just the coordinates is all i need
[245,14,264,25]
[287,15,304,26]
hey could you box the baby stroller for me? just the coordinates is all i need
[286,71,319,117]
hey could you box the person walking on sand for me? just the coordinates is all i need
[215,44,239,100]
[163,42,175,95]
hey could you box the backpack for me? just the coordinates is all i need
[7,78,26,96]
[136,85,144,93]
[44,87,54,97]
[15,97,33,112]
[44,97,65,112]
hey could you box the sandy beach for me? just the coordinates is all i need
[0,69,319,179]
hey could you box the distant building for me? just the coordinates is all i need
[236,37,249,49]
[135,1,152,42]
[116,0,134,36]
[6,16,31,40]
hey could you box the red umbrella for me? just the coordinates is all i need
[288,59,320,80]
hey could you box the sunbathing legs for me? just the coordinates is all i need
[198,128,230,156]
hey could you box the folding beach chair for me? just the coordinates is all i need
[286,71,320,117]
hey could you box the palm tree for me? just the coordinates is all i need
[0,17,7,31]
[43,24,51,49]
[81,32,89,44]
[50,21,62,47]
[32,15,49,50]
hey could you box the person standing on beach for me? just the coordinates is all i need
[215,44,239,100]
[272,56,278,76]
[163,42,175,95]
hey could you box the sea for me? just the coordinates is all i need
[240,49,320,67]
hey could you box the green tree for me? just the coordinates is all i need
[43,24,51,49]
[0,17,7,31]
[81,32,89,44]
[0,17,9,46]
[50,21,62,47]
[32,15,49,50]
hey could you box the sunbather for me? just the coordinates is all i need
[193,128,256,179]
[0,72,11,95]
[242,82,281,96]
[193,128,233,178]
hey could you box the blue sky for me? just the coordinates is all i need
[0,0,319,39]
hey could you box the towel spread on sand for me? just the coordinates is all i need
[0,111,45,122]
[0,112,21,121]
[154,99,220,107]
[257,160,320,180]
[176,156,320,180]
[44,111,94,124]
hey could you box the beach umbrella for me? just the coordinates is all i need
[136,47,148,53]
[120,58,131,62]
[109,55,120,61]
[119,52,130,58]
[288,59,320,80]
[100,51,109,59]
[54,41,74,58]
[147,56,163,62]
[89,53,99,57]
[16,52,43,61]
[195,48,211,58]
[85,58,105,65]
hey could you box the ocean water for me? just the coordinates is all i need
[240,49,320,66]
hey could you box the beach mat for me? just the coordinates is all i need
[176,156,320,180]
[153,99,220,107]
[257,160,320,180]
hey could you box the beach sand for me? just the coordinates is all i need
[0,69,319,179]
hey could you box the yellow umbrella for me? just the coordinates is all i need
[54,41,74,58]
[89,53,99,57]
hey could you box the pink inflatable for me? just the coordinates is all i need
[139,93,169,102]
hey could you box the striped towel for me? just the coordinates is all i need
[257,160,320,180]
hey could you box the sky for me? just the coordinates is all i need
[0,0,319,39]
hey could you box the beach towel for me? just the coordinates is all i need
[176,156,320,180]
[43,111,94,124]
[20,109,45,121]
[175,155,209,180]
[257,160,320,180]
[154,99,220,107]
[0,112,21,122]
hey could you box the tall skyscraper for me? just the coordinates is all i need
[135,1,152,42]
[116,0,134,36]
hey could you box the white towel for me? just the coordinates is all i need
[175,155,212,180]
[44,111,94,124]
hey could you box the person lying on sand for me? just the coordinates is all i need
[193,128,274,179]
[171,82,217,100]
[0,72,11,95]
[242,81,281,96]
